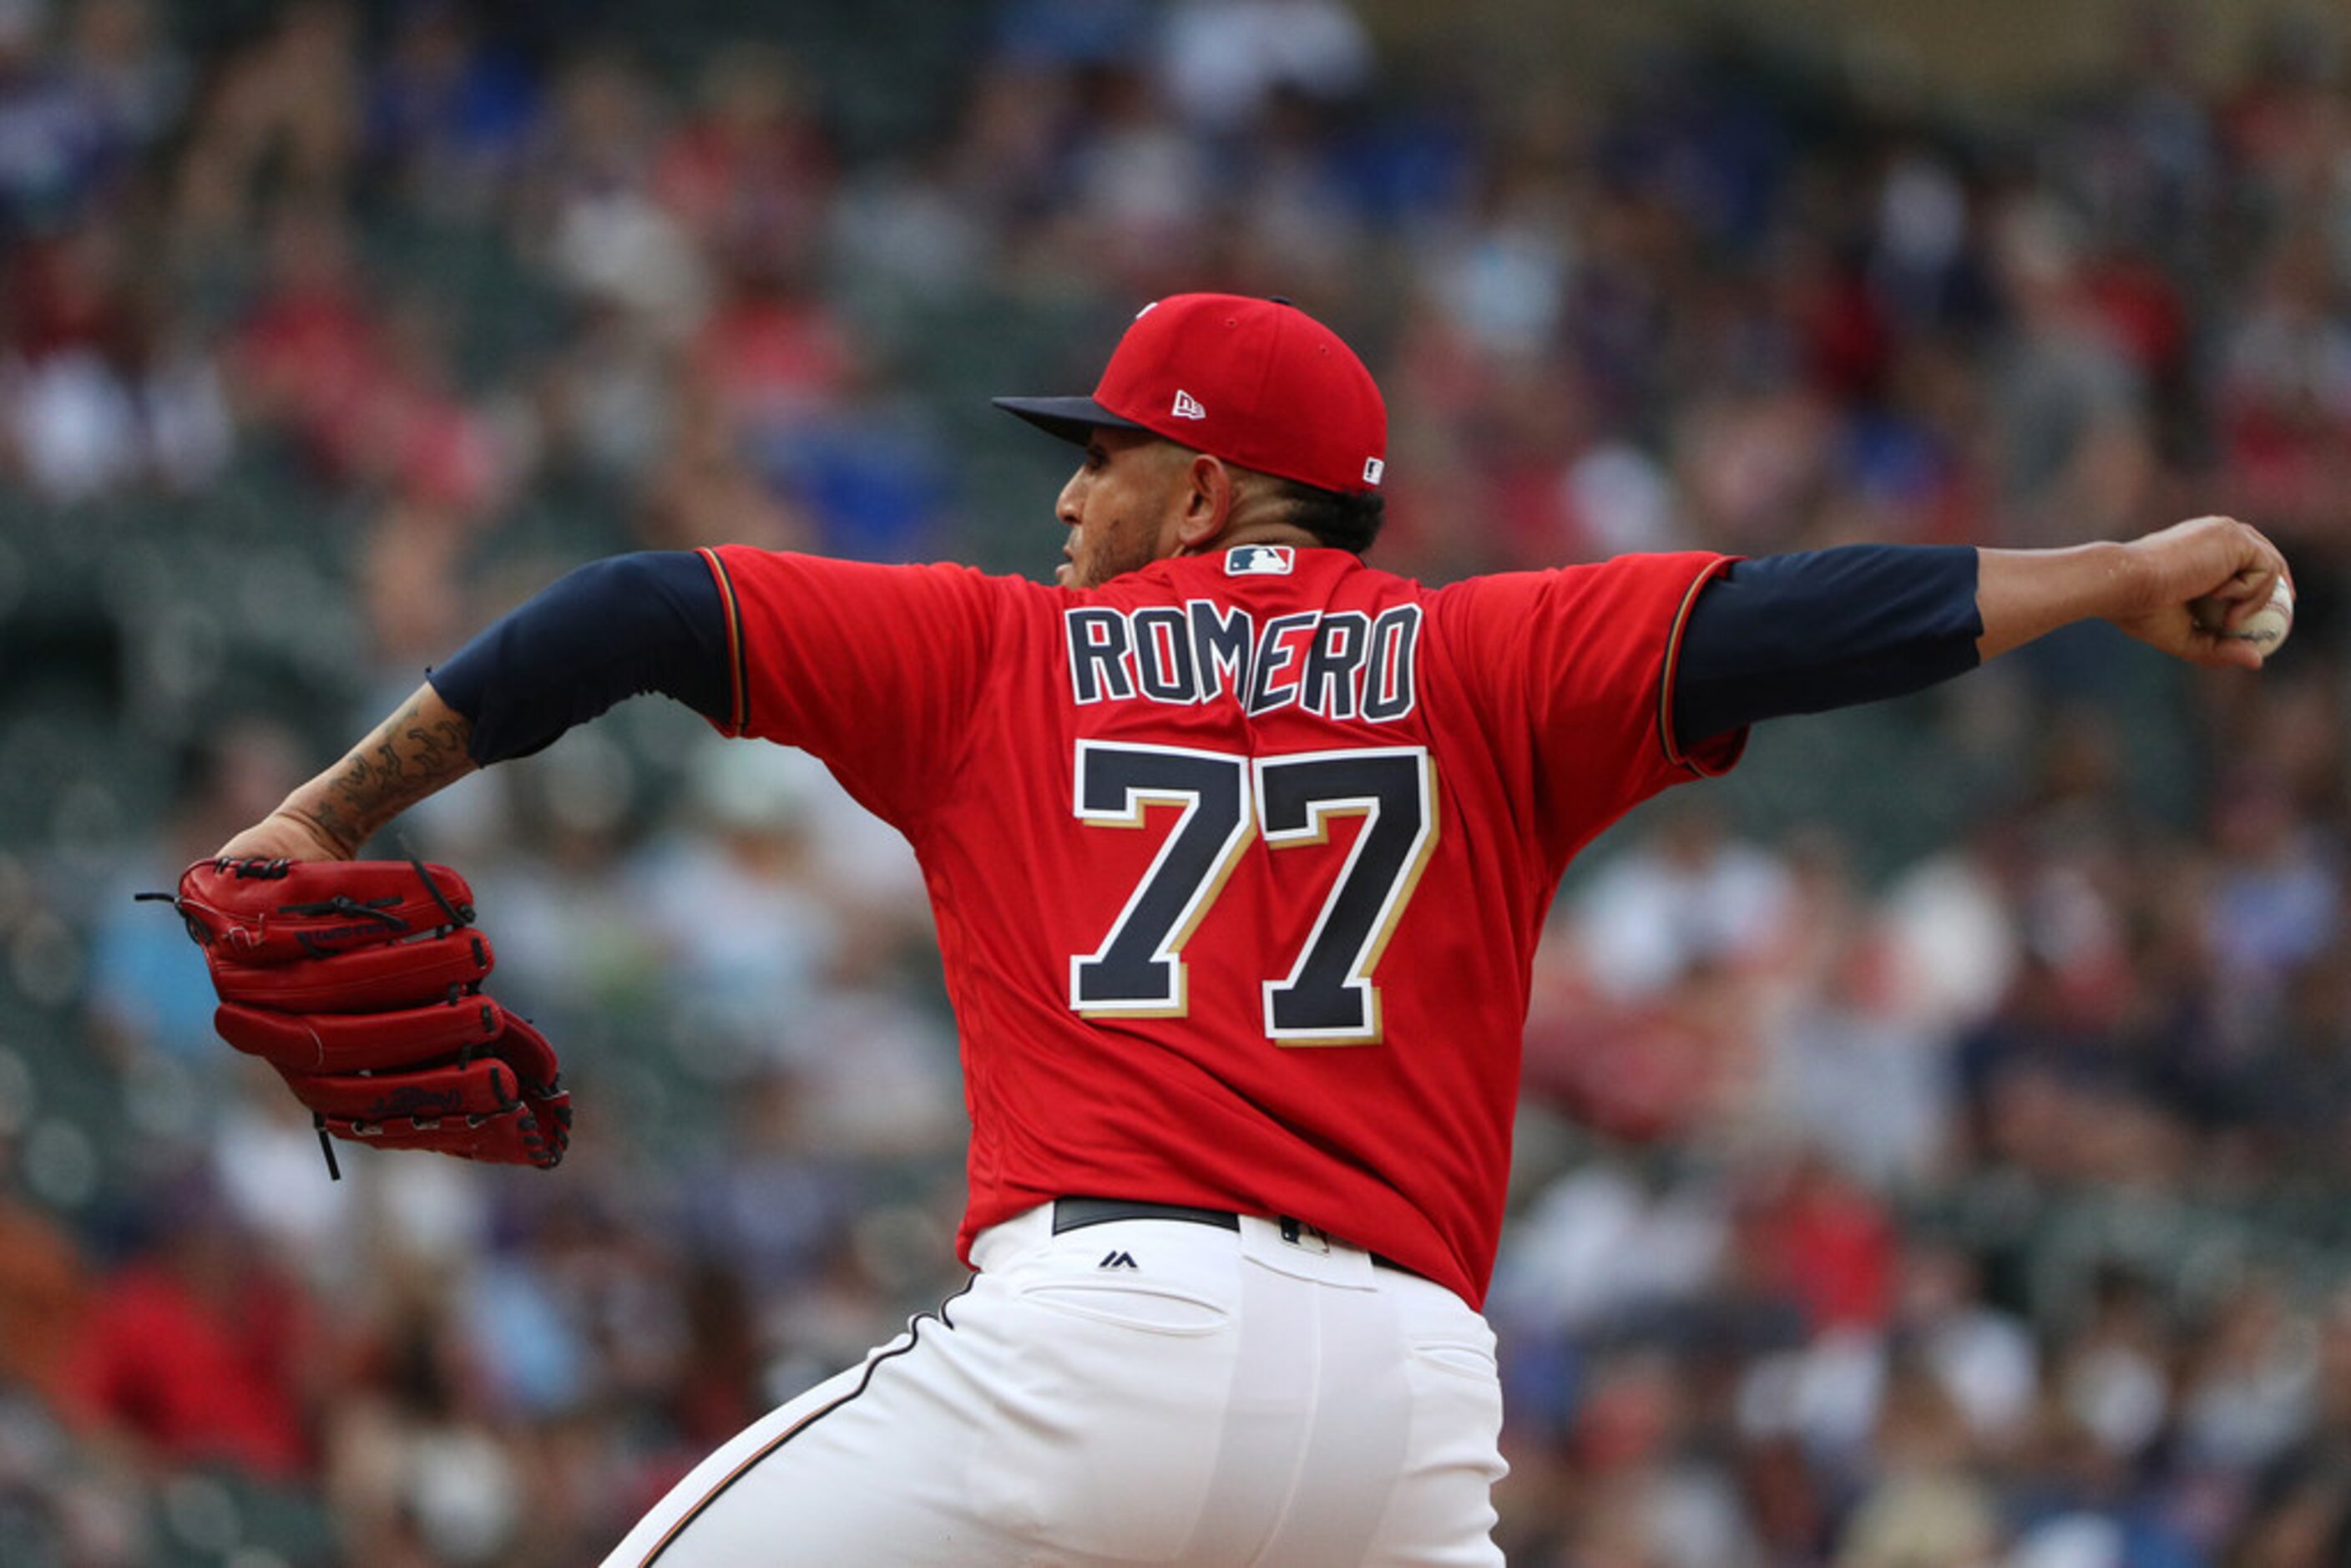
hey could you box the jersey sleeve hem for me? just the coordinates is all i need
[1658,555,1747,778]
[696,546,750,737]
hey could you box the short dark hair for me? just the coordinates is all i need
[1276,479,1386,555]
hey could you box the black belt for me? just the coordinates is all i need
[1052,1196,1415,1276]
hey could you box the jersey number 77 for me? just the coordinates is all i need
[1069,741,1438,1046]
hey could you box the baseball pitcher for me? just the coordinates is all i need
[184,295,2289,1564]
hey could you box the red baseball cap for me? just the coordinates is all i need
[994,294,1388,496]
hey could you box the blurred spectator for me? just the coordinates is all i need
[535,53,708,336]
[654,46,832,261]
[0,0,124,234]
[1157,0,1373,132]
[0,1150,84,1401]
[632,739,852,1076]
[1833,1364,2000,1568]
[172,0,361,238]
[327,1289,523,1566]
[58,1180,320,1480]
[1897,1240,2038,1448]
[366,2,541,221]
[1568,805,1794,1000]
[2237,1287,2351,1566]
[67,0,181,153]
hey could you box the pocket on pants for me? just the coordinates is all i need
[1016,1277,1230,1336]
[1401,1333,1507,1492]
[967,1283,1238,1560]
[1409,1338,1500,1383]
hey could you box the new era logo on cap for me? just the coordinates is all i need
[1171,389,1206,420]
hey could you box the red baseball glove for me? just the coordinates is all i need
[164,857,571,1172]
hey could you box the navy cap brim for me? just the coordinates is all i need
[990,395,1145,446]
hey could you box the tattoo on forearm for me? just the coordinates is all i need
[289,692,476,854]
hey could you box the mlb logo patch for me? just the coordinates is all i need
[1226,545,1294,576]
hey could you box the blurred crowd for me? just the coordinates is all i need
[3,0,2351,1563]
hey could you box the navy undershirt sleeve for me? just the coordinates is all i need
[427,551,731,764]
[1671,544,1982,746]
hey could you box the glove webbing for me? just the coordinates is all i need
[138,857,480,1181]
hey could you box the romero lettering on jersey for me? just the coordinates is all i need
[1066,601,1420,721]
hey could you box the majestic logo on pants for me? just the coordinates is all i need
[1100,1251,1139,1270]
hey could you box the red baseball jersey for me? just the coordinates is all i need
[701,543,1742,1307]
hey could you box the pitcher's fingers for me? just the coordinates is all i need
[2225,566,2290,630]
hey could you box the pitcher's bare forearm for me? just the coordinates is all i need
[1975,517,2290,669]
[1974,541,2136,662]
[224,684,478,862]
[295,682,477,854]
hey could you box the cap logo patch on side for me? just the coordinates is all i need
[1226,545,1294,576]
[1171,389,1207,420]
[1363,458,1384,485]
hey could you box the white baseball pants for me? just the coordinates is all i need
[603,1202,1507,1565]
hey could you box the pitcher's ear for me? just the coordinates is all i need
[1176,452,1235,551]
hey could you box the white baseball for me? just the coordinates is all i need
[2227,576,2294,652]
